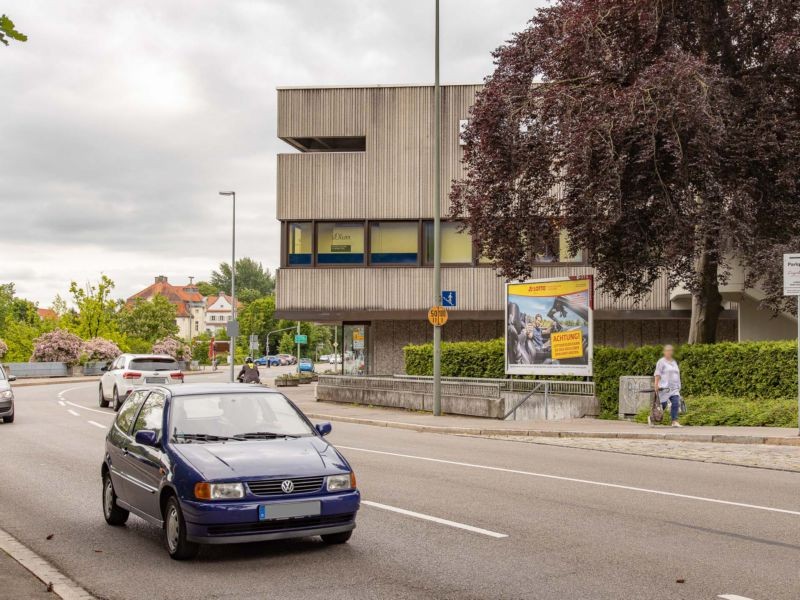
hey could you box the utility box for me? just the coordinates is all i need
[618,376,654,419]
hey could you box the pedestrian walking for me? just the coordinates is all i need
[652,344,683,427]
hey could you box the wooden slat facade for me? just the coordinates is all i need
[275,84,673,318]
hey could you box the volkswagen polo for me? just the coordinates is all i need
[101,383,359,560]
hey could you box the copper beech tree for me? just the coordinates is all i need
[452,0,799,343]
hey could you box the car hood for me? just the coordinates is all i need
[0,381,11,394]
[172,436,349,481]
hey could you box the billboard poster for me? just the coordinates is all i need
[505,276,593,376]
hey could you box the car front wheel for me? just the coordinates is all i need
[321,530,352,545]
[112,387,122,411]
[164,497,199,560]
[102,472,129,526]
[98,384,109,408]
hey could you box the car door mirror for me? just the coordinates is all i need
[135,430,158,447]
[315,422,332,437]
[8,375,16,382]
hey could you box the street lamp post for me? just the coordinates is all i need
[219,191,236,383]
[432,0,443,416]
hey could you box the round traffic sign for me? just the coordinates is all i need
[428,305,448,326]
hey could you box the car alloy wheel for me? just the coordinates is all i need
[163,497,199,560]
[166,505,180,553]
[98,385,109,408]
[112,388,121,411]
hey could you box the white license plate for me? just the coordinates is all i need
[258,500,321,521]
[145,377,166,384]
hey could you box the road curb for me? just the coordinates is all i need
[302,412,800,447]
[0,527,96,600]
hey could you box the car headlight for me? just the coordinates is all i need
[0,391,12,400]
[194,482,245,500]
[326,472,356,492]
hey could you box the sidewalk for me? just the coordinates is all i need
[280,384,800,447]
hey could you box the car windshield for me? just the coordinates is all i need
[170,393,314,442]
[0,367,6,381]
[130,358,179,371]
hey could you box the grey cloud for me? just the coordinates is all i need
[0,0,544,304]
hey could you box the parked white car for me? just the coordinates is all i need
[99,354,184,411]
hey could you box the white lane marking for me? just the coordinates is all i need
[58,400,65,406]
[87,420,107,430]
[64,400,113,416]
[67,409,80,417]
[718,595,757,600]
[340,446,800,517]
[0,526,97,599]
[362,500,507,539]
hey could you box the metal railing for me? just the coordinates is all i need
[393,374,594,397]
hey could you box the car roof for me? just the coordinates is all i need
[124,354,178,360]
[147,383,278,397]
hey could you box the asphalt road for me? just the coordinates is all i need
[1,378,799,600]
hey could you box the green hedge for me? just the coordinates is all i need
[634,395,798,428]
[404,339,798,418]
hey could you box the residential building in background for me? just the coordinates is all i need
[204,293,239,334]
[273,84,793,375]
[127,276,206,340]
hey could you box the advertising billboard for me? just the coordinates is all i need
[505,276,593,376]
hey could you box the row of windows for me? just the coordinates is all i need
[208,315,233,322]
[284,221,584,267]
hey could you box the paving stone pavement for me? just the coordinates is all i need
[480,434,800,473]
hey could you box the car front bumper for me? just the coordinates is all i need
[182,490,360,544]
[0,398,13,416]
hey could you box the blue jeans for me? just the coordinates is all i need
[661,395,681,421]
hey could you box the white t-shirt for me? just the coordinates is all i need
[654,358,681,401]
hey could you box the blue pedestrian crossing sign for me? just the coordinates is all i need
[441,291,457,307]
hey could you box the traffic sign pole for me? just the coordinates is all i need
[432,0,442,417]
[783,253,800,436]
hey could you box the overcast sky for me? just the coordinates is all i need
[1,0,544,306]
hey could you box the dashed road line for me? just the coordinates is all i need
[87,421,107,430]
[340,446,800,518]
[66,409,80,417]
[64,401,113,416]
[362,500,507,538]
[718,595,757,600]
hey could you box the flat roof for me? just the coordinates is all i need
[276,82,482,90]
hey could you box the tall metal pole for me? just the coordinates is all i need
[432,0,442,416]
[296,321,301,373]
[797,294,799,436]
[220,191,237,383]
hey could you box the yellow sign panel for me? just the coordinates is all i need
[550,330,584,360]
[428,306,449,326]
[507,278,590,298]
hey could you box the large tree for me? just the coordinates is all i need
[452,0,799,343]
[210,258,275,300]
[66,276,119,339]
[118,296,179,343]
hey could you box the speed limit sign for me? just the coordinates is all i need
[427,305,448,326]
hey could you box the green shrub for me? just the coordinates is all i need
[634,395,798,428]
[404,338,798,419]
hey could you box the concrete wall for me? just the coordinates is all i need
[505,392,599,421]
[738,296,795,341]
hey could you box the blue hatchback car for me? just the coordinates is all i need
[101,383,360,560]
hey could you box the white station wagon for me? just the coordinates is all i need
[99,354,184,411]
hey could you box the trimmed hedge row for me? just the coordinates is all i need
[634,395,798,428]
[404,339,798,418]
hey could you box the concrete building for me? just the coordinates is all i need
[127,276,205,341]
[273,84,794,375]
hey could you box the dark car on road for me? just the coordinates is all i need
[254,355,281,367]
[101,383,360,560]
[0,365,16,423]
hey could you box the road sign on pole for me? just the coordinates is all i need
[295,334,307,345]
[428,306,448,327]
[226,320,239,338]
[441,290,457,307]
[783,253,800,436]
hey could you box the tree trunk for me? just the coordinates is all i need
[687,244,723,344]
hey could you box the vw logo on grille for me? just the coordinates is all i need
[281,480,294,493]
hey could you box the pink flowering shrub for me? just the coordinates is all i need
[31,329,83,365]
[0,339,7,359]
[152,337,191,361]
[83,337,121,362]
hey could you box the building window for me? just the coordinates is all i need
[317,222,365,265]
[370,221,418,265]
[424,221,473,264]
[288,222,312,266]
[534,230,584,263]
